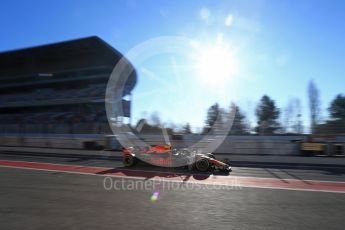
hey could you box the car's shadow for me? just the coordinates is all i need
[96,165,230,181]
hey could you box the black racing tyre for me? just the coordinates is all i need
[195,158,210,172]
[123,155,136,167]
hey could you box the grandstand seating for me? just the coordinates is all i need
[0,84,106,105]
[0,36,136,134]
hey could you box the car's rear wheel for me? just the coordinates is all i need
[195,158,210,172]
[123,155,136,167]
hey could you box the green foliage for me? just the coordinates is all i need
[315,94,345,134]
[182,123,192,134]
[308,80,321,133]
[255,95,280,134]
[229,104,248,135]
[329,94,345,120]
[205,103,220,128]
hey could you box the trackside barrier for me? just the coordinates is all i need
[0,135,104,150]
[1,134,344,156]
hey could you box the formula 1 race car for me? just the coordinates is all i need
[122,144,232,173]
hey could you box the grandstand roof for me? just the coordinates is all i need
[0,36,137,92]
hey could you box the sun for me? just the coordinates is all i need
[196,44,238,85]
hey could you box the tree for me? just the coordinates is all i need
[292,98,303,134]
[255,95,280,135]
[228,103,248,135]
[315,94,345,134]
[282,100,294,133]
[329,94,345,120]
[308,80,321,134]
[202,103,226,134]
[182,123,192,134]
[282,98,303,134]
[205,103,221,128]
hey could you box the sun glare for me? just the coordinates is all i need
[196,44,238,85]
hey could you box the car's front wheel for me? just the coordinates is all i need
[123,154,136,167]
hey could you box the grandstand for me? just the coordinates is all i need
[0,36,137,134]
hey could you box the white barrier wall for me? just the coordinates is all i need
[111,134,305,155]
[1,134,343,156]
[178,135,302,155]
[0,135,104,149]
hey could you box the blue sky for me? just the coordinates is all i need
[1,0,345,132]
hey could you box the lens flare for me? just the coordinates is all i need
[150,191,160,202]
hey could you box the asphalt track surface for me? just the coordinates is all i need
[1,151,345,230]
